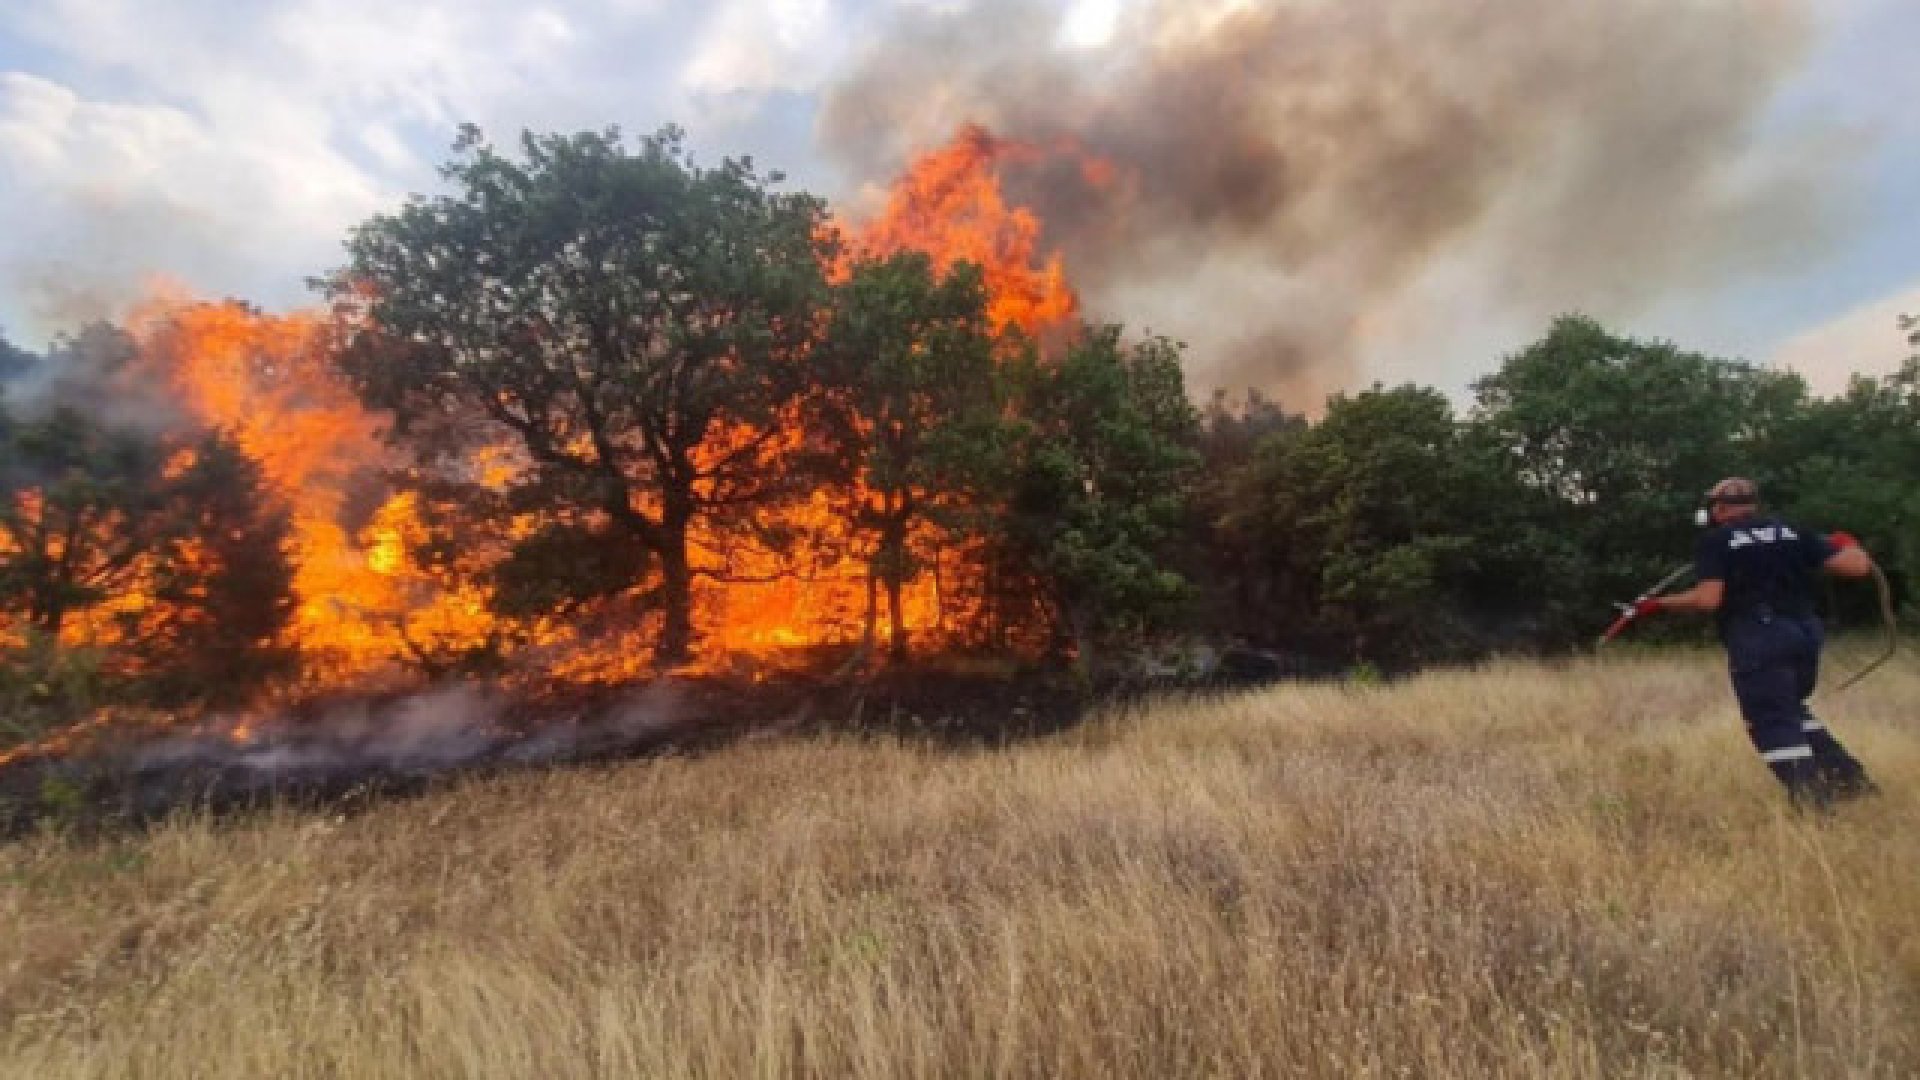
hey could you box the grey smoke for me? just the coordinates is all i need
[130,680,692,782]
[0,320,195,435]
[500,679,685,764]
[130,685,509,777]
[820,0,1849,403]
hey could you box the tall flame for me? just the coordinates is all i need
[698,123,1093,662]
[129,293,495,683]
[851,123,1082,337]
[7,124,1090,706]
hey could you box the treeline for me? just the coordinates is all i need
[3,126,1916,741]
[1201,317,1919,667]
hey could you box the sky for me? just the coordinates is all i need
[1,0,1916,401]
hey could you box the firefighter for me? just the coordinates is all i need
[1631,477,1878,808]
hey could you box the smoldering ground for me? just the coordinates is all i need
[0,672,1092,833]
[821,0,1852,402]
[0,682,685,828]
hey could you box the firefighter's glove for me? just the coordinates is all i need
[1631,597,1666,618]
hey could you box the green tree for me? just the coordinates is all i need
[1001,327,1200,674]
[1470,316,1770,626]
[814,252,1002,664]
[1759,356,1920,623]
[1223,385,1555,664]
[325,125,832,666]
[1189,388,1306,641]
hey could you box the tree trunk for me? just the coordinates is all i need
[1068,605,1096,684]
[886,571,907,666]
[32,600,66,641]
[29,576,67,641]
[880,514,909,666]
[656,514,694,669]
[930,547,946,635]
[862,565,879,657]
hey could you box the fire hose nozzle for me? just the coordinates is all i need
[1598,564,1693,647]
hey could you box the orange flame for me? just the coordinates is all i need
[3,124,1090,725]
[850,123,1085,337]
[696,123,1094,664]
[128,293,497,682]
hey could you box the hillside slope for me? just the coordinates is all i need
[3,653,1917,1078]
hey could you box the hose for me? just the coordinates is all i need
[1827,562,1899,696]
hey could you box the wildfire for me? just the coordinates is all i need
[4,123,1089,715]
[700,123,1094,663]
[850,123,1085,337]
[128,294,496,682]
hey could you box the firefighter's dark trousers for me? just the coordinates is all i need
[1725,613,1873,807]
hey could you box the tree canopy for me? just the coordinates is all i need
[1000,327,1200,671]
[325,125,834,665]
[813,252,1004,663]
[1222,385,1553,663]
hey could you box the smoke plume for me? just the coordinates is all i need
[821,0,1844,402]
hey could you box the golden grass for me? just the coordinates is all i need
[2,651,1917,1078]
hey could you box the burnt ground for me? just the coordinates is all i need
[0,670,1096,840]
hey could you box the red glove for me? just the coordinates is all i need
[1828,530,1860,551]
[1632,597,1666,618]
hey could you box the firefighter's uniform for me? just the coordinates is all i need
[1694,515,1873,805]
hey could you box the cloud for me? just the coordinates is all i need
[0,71,385,330]
[684,0,840,96]
[0,0,862,340]
[1769,279,1919,395]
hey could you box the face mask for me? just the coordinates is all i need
[1694,507,1712,528]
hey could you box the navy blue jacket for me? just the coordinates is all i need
[1694,514,1835,633]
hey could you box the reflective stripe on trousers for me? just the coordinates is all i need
[1725,613,1823,761]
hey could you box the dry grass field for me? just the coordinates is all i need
[2,651,1916,1079]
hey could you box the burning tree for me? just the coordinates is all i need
[325,126,834,667]
[0,403,167,642]
[134,299,506,681]
[0,328,296,738]
[814,252,1004,664]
